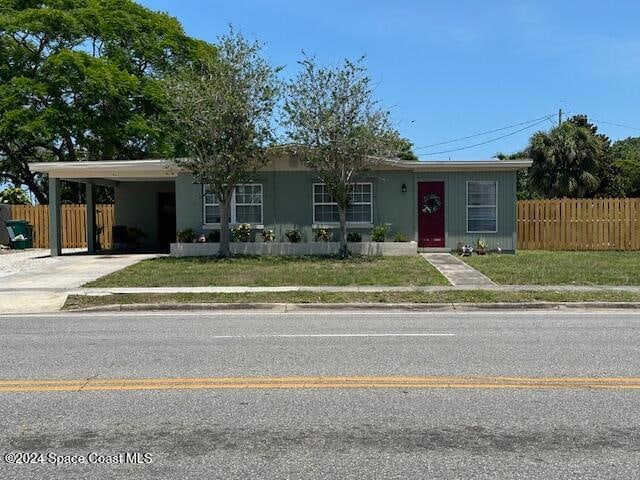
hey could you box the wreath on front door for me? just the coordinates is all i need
[421,194,442,214]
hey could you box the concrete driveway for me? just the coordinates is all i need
[0,250,159,314]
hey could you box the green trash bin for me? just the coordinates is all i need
[5,219,33,249]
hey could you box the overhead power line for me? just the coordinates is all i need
[592,119,640,132]
[414,113,555,151]
[419,117,550,156]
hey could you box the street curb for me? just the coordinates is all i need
[66,303,288,313]
[64,301,640,313]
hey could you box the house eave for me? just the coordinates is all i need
[29,157,532,179]
[378,159,533,172]
[28,159,182,179]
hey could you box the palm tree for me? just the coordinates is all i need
[528,122,603,198]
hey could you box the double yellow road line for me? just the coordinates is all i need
[1,375,640,393]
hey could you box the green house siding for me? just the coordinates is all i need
[114,180,175,248]
[175,173,203,233]
[415,171,517,251]
[372,171,416,240]
[174,169,518,250]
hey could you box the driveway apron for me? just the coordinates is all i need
[0,251,159,313]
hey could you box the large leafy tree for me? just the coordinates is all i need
[391,136,419,161]
[611,137,640,197]
[164,29,281,258]
[0,186,30,204]
[283,56,405,258]
[0,0,214,203]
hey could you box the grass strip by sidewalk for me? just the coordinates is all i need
[63,290,640,310]
[85,255,449,288]
[463,251,640,285]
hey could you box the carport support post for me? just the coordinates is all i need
[49,178,62,257]
[85,182,96,253]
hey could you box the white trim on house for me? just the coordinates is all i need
[378,159,532,172]
[466,180,498,233]
[28,159,181,179]
[312,182,373,226]
[202,183,264,227]
[28,158,532,178]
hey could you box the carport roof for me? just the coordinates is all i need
[29,157,532,178]
[28,159,179,180]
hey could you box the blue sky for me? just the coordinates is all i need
[140,0,640,160]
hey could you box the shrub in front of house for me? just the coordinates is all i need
[347,232,362,242]
[393,231,410,242]
[370,223,391,242]
[314,228,331,242]
[285,228,302,243]
[207,230,220,243]
[177,228,196,243]
[231,223,252,242]
[262,229,275,242]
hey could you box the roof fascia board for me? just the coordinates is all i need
[29,158,532,178]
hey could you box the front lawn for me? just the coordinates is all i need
[64,289,640,310]
[85,255,448,287]
[463,251,640,285]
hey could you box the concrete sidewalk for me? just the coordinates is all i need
[64,284,640,294]
[7,283,640,296]
[5,283,640,314]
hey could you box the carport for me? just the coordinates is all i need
[28,160,179,257]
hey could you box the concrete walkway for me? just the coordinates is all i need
[0,252,159,313]
[421,253,495,286]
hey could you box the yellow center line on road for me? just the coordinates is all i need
[1,375,640,393]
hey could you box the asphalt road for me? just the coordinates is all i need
[1,310,639,479]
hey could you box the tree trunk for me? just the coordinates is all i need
[337,205,349,259]
[218,197,232,258]
[28,179,48,205]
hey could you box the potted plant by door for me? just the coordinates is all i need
[476,237,488,255]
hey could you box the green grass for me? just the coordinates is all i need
[63,290,640,310]
[463,251,640,285]
[85,255,449,288]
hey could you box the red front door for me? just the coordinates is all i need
[418,181,445,248]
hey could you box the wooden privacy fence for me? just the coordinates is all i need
[517,198,640,251]
[9,204,114,249]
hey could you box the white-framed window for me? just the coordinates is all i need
[234,184,263,224]
[313,183,373,224]
[467,181,497,233]
[203,184,263,225]
[203,187,221,224]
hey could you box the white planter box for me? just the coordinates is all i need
[170,241,417,257]
[348,242,417,256]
